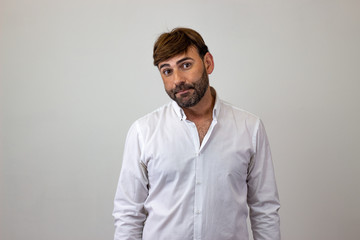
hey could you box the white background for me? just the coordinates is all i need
[1,0,359,239]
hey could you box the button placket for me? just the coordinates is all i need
[193,151,202,240]
[184,119,203,239]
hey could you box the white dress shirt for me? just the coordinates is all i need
[113,90,280,240]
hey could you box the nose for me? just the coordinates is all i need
[173,69,185,86]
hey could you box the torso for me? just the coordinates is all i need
[194,118,213,144]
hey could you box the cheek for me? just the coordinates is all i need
[162,79,173,91]
[189,68,204,80]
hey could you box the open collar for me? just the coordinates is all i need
[171,87,221,121]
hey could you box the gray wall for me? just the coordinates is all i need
[1,0,359,239]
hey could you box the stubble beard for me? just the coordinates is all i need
[166,66,209,108]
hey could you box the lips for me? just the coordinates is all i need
[174,85,194,95]
[176,89,191,95]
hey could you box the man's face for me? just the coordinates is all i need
[158,47,212,108]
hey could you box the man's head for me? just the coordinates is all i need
[153,28,214,108]
[153,27,209,67]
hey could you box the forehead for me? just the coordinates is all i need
[158,46,201,67]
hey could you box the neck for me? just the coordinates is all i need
[182,86,215,121]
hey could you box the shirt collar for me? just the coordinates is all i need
[171,87,221,121]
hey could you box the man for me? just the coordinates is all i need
[113,27,280,240]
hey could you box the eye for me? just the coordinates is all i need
[182,62,192,69]
[162,68,172,76]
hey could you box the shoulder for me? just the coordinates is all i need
[136,102,173,123]
[219,99,260,126]
[130,102,176,134]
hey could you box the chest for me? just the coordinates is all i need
[194,119,213,144]
[143,120,254,187]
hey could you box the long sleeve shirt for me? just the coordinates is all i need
[113,92,280,240]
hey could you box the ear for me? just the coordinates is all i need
[203,52,214,74]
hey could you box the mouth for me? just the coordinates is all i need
[174,86,194,95]
[176,89,192,95]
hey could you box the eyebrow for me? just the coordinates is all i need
[159,57,194,70]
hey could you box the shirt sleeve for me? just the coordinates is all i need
[113,121,149,240]
[247,119,281,240]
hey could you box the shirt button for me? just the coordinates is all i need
[195,210,201,214]
[196,181,201,185]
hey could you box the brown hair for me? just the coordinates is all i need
[153,27,209,66]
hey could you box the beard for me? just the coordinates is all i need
[166,65,209,108]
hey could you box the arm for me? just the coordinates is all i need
[247,119,281,240]
[113,122,149,240]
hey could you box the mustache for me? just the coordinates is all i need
[173,83,195,94]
